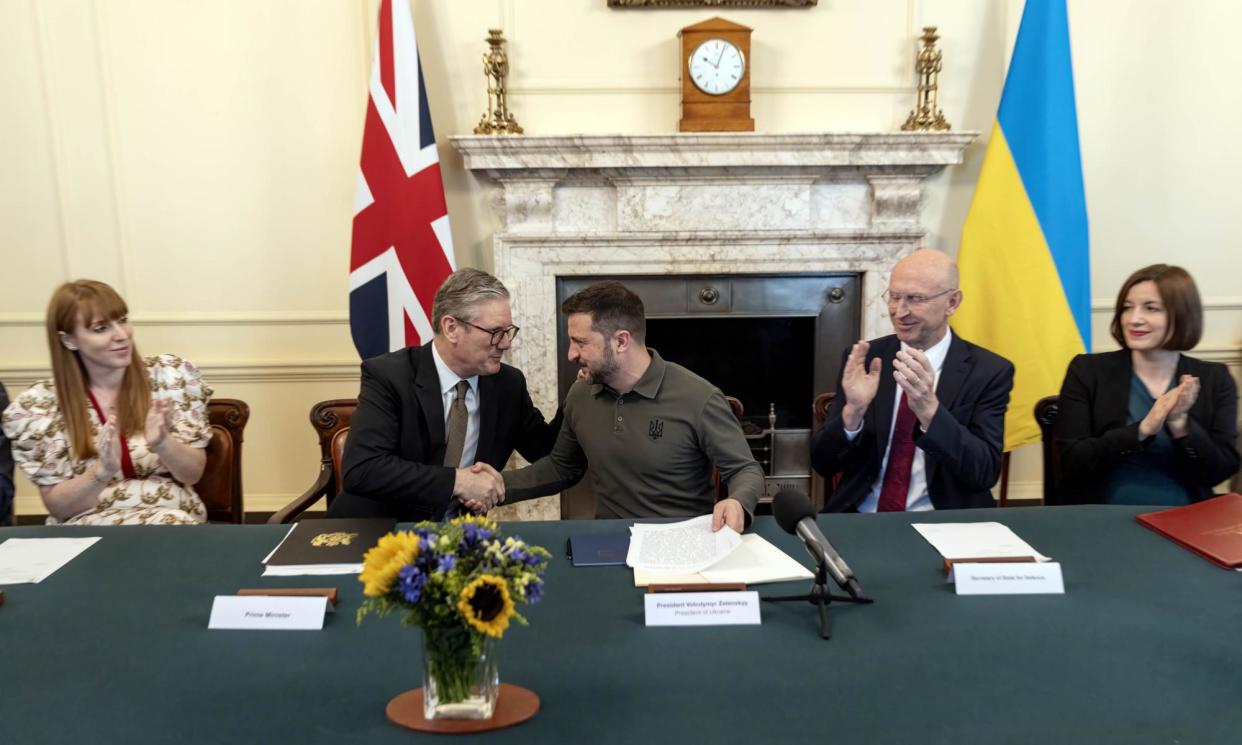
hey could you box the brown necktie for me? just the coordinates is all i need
[442,380,470,468]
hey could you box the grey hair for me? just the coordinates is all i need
[431,268,510,335]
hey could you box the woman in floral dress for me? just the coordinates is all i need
[2,280,213,525]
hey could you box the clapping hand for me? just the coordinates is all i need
[893,348,939,429]
[145,398,175,449]
[1142,374,1200,438]
[840,340,881,431]
[95,419,121,482]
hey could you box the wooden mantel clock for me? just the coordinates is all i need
[678,17,754,132]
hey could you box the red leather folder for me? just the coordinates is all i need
[1136,493,1242,569]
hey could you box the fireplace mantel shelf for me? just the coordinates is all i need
[451,132,978,171]
[448,131,977,503]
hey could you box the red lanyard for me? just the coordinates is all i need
[85,390,138,480]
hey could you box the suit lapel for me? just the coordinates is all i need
[415,343,447,457]
[872,338,898,456]
[935,334,972,414]
[476,374,499,464]
[923,334,971,489]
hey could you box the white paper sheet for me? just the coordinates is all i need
[0,537,101,585]
[632,532,815,587]
[626,515,742,574]
[912,522,1052,562]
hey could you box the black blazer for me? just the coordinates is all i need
[811,334,1014,512]
[1052,350,1239,505]
[327,342,562,521]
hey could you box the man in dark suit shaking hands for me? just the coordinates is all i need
[328,269,561,521]
[812,250,1014,512]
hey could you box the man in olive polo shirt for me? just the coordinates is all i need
[500,281,764,532]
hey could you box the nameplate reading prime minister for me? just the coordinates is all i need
[644,591,761,627]
[208,595,328,630]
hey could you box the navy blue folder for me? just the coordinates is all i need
[568,534,630,567]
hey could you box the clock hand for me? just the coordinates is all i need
[714,45,725,68]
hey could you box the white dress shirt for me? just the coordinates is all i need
[430,343,480,468]
[845,327,953,512]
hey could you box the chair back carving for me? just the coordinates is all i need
[310,400,358,494]
[269,399,357,524]
[812,391,835,428]
[1035,395,1061,505]
[199,398,250,523]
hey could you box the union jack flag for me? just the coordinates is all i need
[349,0,454,359]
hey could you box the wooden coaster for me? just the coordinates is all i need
[386,683,540,734]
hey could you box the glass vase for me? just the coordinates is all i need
[422,627,499,720]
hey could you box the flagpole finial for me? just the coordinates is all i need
[475,29,524,135]
[901,26,952,132]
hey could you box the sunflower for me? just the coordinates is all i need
[457,575,515,638]
[359,531,420,597]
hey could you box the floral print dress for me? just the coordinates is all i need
[1,355,214,525]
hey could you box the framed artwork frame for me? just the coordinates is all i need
[608,1,816,8]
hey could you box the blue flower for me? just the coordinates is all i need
[461,523,493,549]
[436,554,457,573]
[526,579,544,604]
[397,564,427,603]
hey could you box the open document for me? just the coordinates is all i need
[627,515,814,587]
[912,522,1052,563]
[0,537,101,585]
[627,515,742,574]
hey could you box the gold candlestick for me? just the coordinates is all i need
[474,29,524,135]
[901,26,951,132]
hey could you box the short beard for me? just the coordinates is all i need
[588,344,619,386]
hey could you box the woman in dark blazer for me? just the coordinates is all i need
[1053,265,1239,505]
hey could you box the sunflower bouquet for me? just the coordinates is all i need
[357,515,550,714]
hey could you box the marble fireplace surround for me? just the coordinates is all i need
[450,132,977,424]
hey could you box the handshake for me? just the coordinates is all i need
[452,463,507,515]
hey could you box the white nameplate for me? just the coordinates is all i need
[208,595,328,630]
[644,591,761,626]
[953,562,1065,595]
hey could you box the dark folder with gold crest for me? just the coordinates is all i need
[263,518,396,575]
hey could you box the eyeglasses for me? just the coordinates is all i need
[455,318,520,346]
[882,288,956,308]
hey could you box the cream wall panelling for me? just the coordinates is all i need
[503,0,922,92]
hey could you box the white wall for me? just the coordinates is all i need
[2,0,1238,515]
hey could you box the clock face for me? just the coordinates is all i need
[688,38,745,96]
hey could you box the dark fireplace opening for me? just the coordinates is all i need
[646,316,815,430]
[555,273,860,517]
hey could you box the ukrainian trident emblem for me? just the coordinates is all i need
[647,418,664,441]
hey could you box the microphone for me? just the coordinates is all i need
[773,489,862,598]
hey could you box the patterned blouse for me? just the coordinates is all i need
[1,355,214,525]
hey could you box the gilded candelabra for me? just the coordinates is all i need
[474,29,523,135]
[901,27,951,132]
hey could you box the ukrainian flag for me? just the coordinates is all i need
[952,0,1089,451]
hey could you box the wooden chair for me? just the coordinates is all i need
[1035,395,1061,505]
[269,399,358,524]
[199,398,250,524]
[712,395,745,500]
[810,391,837,510]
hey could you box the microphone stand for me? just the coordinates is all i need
[762,562,873,641]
